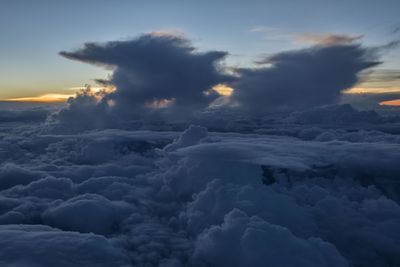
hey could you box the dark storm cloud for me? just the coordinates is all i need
[56,33,397,133]
[60,34,233,116]
[231,44,380,113]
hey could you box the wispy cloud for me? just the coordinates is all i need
[147,29,186,38]
[380,98,400,106]
[250,26,363,46]
[345,69,400,94]
[295,33,363,45]
[249,26,293,41]
[344,87,400,94]
[249,26,279,33]
[392,25,400,34]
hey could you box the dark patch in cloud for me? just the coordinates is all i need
[230,44,380,113]
[60,34,233,119]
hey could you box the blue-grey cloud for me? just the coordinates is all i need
[0,107,49,123]
[60,34,233,118]
[231,44,380,113]
[1,110,400,266]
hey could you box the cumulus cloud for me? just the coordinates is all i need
[0,225,129,267]
[231,43,380,113]
[0,120,399,266]
[50,32,399,133]
[59,33,233,121]
[42,193,132,234]
[3,31,399,266]
[0,163,45,190]
[53,87,114,131]
[193,209,348,267]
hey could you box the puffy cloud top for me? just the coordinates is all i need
[54,32,390,131]
[60,34,233,117]
[231,44,380,113]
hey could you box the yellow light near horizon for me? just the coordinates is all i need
[213,84,234,96]
[344,87,400,94]
[379,99,400,106]
[4,93,74,103]
[68,86,115,94]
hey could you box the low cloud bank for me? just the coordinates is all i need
[0,107,49,123]
[0,124,399,266]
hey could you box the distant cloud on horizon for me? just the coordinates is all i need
[53,31,400,130]
[230,42,380,113]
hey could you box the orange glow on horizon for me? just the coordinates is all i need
[2,86,116,103]
[379,99,400,106]
[68,86,115,94]
[344,87,400,94]
[3,93,74,103]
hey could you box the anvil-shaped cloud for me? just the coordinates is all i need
[57,32,381,130]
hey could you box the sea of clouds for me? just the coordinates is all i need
[0,33,400,266]
[0,105,399,266]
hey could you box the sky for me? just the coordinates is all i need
[0,0,399,101]
[2,2,400,266]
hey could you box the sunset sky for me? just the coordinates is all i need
[2,3,400,266]
[0,0,399,104]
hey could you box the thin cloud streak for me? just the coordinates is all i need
[249,26,363,46]
[4,93,74,103]
[344,87,400,94]
[295,33,363,45]
[380,98,400,106]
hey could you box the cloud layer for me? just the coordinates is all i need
[0,30,399,267]
[0,120,400,266]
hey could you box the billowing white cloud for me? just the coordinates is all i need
[0,117,399,266]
